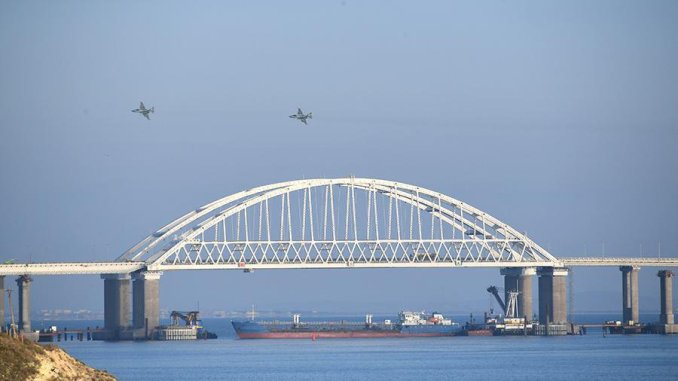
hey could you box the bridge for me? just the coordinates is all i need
[1,178,676,338]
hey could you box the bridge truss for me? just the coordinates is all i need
[119,178,561,270]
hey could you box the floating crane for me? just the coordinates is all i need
[484,286,530,335]
[486,286,521,318]
[170,311,201,327]
[159,310,217,339]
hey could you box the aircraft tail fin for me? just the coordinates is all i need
[308,112,312,119]
[151,107,155,113]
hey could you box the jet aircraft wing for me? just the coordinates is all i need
[139,101,146,111]
[144,112,151,120]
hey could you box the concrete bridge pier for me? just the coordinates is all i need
[16,275,32,332]
[0,276,4,332]
[102,273,131,339]
[620,266,640,324]
[132,271,162,339]
[537,267,568,324]
[658,270,674,324]
[658,270,675,334]
[500,267,535,320]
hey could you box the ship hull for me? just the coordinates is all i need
[237,331,457,339]
[460,329,493,336]
[232,321,461,339]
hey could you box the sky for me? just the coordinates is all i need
[1,0,677,317]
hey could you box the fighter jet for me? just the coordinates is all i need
[289,108,312,125]
[131,101,154,120]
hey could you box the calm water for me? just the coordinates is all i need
[46,317,678,380]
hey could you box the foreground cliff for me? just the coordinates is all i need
[0,334,115,381]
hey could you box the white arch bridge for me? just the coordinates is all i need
[123,177,570,271]
[2,178,676,276]
[1,178,677,338]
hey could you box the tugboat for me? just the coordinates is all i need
[460,313,493,336]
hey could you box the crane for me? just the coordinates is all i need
[505,291,520,318]
[170,311,201,327]
[486,286,521,318]
[486,286,506,314]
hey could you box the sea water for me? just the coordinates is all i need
[44,316,678,380]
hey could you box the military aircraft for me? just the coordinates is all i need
[131,101,154,120]
[289,108,312,125]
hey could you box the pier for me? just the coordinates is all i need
[37,327,104,342]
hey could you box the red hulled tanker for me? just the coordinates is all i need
[232,311,462,339]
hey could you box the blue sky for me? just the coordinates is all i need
[1,1,677,315]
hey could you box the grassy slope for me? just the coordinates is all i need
[0,333,115,381]
[0,334,42,381]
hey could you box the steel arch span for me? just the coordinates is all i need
[118,178,561,271]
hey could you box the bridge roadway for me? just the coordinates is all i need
[0,262,146,276]
[1,257,677,275]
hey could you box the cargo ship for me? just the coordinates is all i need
[232,311,462,339]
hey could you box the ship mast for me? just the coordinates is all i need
[246,305,258,321]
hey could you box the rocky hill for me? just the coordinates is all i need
[0,333,115,381]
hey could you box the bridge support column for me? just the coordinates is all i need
[537,267,568,324]
[500,267,535,320]
[0,276,4,332]
[620,266,640,324]
[658,270,674,325]
[16,275,32,332]
[132,271,162,339]
[102,274,131,339]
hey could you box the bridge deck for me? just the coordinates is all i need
[0,257,677,276]
[0,262,145,276]
[561,258,678,267]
